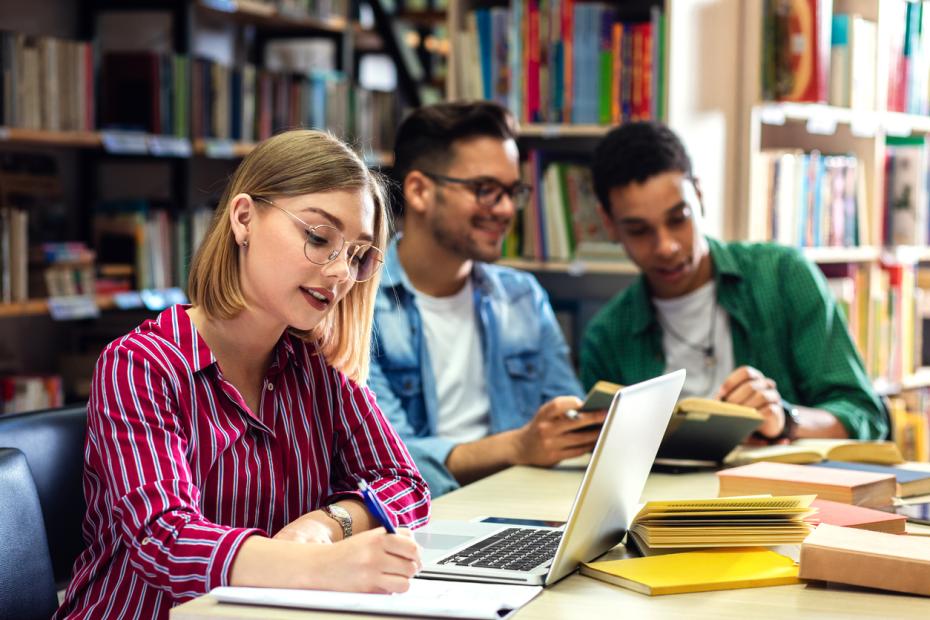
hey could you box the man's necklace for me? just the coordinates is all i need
[656,304,718,369]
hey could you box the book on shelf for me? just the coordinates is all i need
[884,136,929,247]
[821,260,921,386]
[807,498,906,534]
[94,201,214,292]
[580,547,799,596]
[456,1,665,124]
[811,461,930,498]
[761,0,832,103]
[101,51,189,137]
[717,461,896,508]
[724,438,904,467]
[0,207,28,303]
[0,31,95,132]
[884,0,930,115]
[889,396,930,462]
[0,374,63,415]
[828,13,876,110]
[799,523,930,597]
[581,381,762,464]
[511,153,618,263]
[626,495,815,556]
[751,149,864,247]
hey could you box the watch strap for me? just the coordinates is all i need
[322,503,352,539]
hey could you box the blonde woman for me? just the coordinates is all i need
[54,130,430,620]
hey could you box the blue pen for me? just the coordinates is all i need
[358,480,397,534]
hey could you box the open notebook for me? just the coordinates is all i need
[209,580,542,620]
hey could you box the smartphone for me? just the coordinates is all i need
[895,502,930,526]
[568,381,619,433]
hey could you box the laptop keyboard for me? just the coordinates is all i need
[437,527,563,572]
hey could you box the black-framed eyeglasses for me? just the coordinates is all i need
[252,196,384,283]
[421,171,532,211]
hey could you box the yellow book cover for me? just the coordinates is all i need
[580,548,799,596]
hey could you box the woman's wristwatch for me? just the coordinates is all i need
[322,504,353,539]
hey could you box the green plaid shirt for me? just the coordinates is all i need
[580,238,887,439]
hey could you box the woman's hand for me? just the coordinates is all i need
[315,528,422,593]
[273,510,340,544]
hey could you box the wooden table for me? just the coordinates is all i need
[172,464,930,619]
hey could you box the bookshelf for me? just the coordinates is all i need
[0,0,403,414]
[443,0,930,455]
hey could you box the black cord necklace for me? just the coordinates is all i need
[656,303,718,369]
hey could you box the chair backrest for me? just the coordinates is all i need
[0,405,88,585]
[0,448,59,620]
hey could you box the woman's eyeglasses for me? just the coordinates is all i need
[252,196,384,283]
[420,171,532,211]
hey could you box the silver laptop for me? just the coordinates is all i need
[415,370,686,586]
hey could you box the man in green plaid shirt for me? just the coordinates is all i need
[581,122,886,441]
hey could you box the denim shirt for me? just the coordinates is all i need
[368,238,584,496]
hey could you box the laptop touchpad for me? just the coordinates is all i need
[414,532,476,550]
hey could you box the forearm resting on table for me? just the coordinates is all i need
[795,406,849,439]
[445,430,520,486]
[230,536,328,589]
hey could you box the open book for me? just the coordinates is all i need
[626,495,815,556]
[724,438,904,467]
[581,381,762,463]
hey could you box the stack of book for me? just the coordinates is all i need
[717,461,896,508]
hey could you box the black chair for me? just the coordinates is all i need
[0,405,88,586]
[0,448,59,620]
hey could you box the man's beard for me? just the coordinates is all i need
[429,196,511,263]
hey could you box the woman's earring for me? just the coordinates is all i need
[241,239,249,248]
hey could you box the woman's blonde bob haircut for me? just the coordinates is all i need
[187,129,390,383]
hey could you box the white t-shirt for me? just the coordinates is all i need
[414,279,491,443]
[653,280,734,398]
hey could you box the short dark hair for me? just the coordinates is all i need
[391,101,518,215]
[591,121,693,212]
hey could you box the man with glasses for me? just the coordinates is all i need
[581,121,887,442]
[368,101,601,496]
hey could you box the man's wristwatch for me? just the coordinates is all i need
[322,504,352,539]
[777,400,801,441]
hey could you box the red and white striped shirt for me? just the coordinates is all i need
[54,305,430,619]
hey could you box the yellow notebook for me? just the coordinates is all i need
[580,548,799,596]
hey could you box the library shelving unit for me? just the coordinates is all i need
[444,0,930,457]
[0,0,401,413]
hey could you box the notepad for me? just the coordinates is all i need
[627,495,815,556]
[581,547,799,595]
[210,580,542,620]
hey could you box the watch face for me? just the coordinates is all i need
[325,504,352,538]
